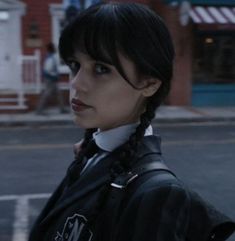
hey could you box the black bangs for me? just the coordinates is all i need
[59,2,174,91]
[59,3,130,81]
[73,6,117,65]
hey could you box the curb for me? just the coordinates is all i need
[1,116,235,127]
[154,116,235,124]
[1,107,235,127]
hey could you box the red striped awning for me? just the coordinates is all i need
[190,6,235,24]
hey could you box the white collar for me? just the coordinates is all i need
[92,123,153,152]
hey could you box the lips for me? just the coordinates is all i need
[71,98,89,106]
[71,98,91,112]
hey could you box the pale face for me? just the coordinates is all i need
[68,51,153,131]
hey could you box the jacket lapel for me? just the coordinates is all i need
[40,151,118,225]
[40,135,162,225]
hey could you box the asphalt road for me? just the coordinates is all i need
[0,122,235,241]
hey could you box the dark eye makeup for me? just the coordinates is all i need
[94,63,111,75]
[67,59,111,76]
[67,60,80,75]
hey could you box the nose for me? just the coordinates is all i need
[70,68,87,92]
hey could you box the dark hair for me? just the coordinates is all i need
[59,2,174,229]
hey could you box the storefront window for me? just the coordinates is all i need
[193,33,235,84]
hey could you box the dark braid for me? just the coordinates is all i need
[86,96,159,230]
[83,128,96,146]
[75,128,97,162]
[118,97,158,170]
[68,128,97,185]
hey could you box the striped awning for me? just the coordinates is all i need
[190,6,235,24]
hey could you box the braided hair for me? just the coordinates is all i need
[59,1,174,232]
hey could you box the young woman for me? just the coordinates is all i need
[29,2,235,241]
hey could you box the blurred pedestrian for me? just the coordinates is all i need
[29,3,235,241]
[36,42,67,115]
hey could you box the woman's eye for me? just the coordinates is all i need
[68,61,80,75]
[94,63,110,75]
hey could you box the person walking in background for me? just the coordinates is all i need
[36,42,67,115]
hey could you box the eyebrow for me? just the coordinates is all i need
[69,54,114,67]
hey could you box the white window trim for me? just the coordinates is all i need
[49,3,70,74]
[49,1,101,74]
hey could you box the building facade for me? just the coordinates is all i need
[189,0,235,106]
[0,0,234,112]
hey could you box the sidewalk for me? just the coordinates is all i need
[0,106,235,126]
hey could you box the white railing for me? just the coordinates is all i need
[0,53,28,110]
[0,50,70,111]
[20,50,42,94]
[20,51,70,92]
[0,50,42,110]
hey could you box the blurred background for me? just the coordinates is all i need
[0,0,235,241]
[0,0,234,112]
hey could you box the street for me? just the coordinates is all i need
[0,122,235,241]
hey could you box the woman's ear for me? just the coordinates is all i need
[141,78,161,97]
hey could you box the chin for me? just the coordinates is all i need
[73,116,96,129]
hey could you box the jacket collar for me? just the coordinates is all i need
[40,135,162,225]
[136,134,162,158]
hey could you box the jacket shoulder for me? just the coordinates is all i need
[115,172,190,241]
